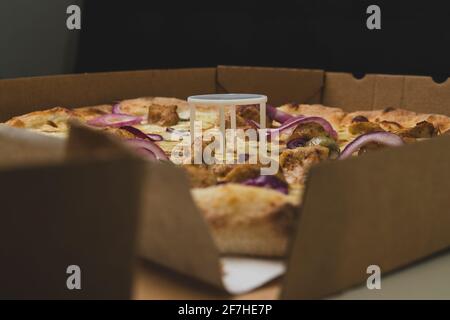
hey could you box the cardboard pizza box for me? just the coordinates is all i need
[0,123,144,299]
[0,66,449,299]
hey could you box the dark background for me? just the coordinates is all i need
[76,0,450,81]
[1,1,449,80]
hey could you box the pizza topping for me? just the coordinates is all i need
[146,133,164,141]
[339,132,405,160]
[166,127,190,136]
[125,138,169,161]
[288,121,330,141]
[101,127,135,139]
[210,164,235,179]
[148,104,180,126]
[222,164,262,183]
[348,121,383,135]
[112,102,122,114]
[280,146,329,184]
[286,137,307,149]
[87,113,142,127]
[352,115,369,123]
[226,104,271,128]
[121,125,163,141]
[267,104,294,123]
[250,115,337,140]
[357,142,384,155]
[184,165,217,188]
[397,121,437,139]
[269,116,338,140]
[242,175,289,194]
[305,136,340,159]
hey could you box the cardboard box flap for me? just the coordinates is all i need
[217,66,324,106]
[0,124,65,168]
[0,125,143,299]
[0,68,216,121]
[323,72,450,115]
[138,162,224,288]
[137,162,286,293]
[282,135,450,299]
[65,120,139,161]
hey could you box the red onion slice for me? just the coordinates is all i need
[121,125,163,141]
[135,147,157,161]
[112,102,122,114]
[146,133,164,141]
[125,138,169,161]
[286,138,308,149]
[339,132,405,160]
[242,175,288,194]
[166,127,190,136]
[266,104,294,123]
[250,116,338,139]
[87,114,142,127]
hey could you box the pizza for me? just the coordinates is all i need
[5,97,450,258]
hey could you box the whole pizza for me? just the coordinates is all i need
[5,97,450,257]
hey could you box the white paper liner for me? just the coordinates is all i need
[221,256,285,295]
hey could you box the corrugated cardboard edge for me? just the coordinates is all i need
[281,135,450,299]
[323,72,450,115]
[216,65,324,106]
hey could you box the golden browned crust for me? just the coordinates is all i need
[278,103,346,128]
[340,107,450,134]
[116,97,188,117]
[72,104,112,120]
[191,184,297,257]
[5,107,74,133]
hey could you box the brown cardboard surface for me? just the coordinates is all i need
[217,66,323,106]
[0,68,216,121]
[282,135,450,299]
[0,124,65,168]
[137,162,223,288]
[0,125,143,299]
[133,259,280,300]
[323,72,450,115]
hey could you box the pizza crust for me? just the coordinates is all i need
[341,107,450,133]
[191,184,297,257]
[278,103,346,128]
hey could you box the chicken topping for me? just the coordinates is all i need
[225,105,271,128]
[348,121,383,135]
[279,146,329,184]
[289,122,329,141]
[397,121,437,139]
[148,104,179,126]
[184,165,217,188]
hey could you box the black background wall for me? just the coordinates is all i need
[76,0,450,80]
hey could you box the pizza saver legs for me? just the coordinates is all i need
[187,94,268,163]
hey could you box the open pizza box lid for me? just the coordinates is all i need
[0,123,144,299]
[1,66,450,298]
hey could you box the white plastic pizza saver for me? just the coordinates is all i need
[187,93,268,136]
